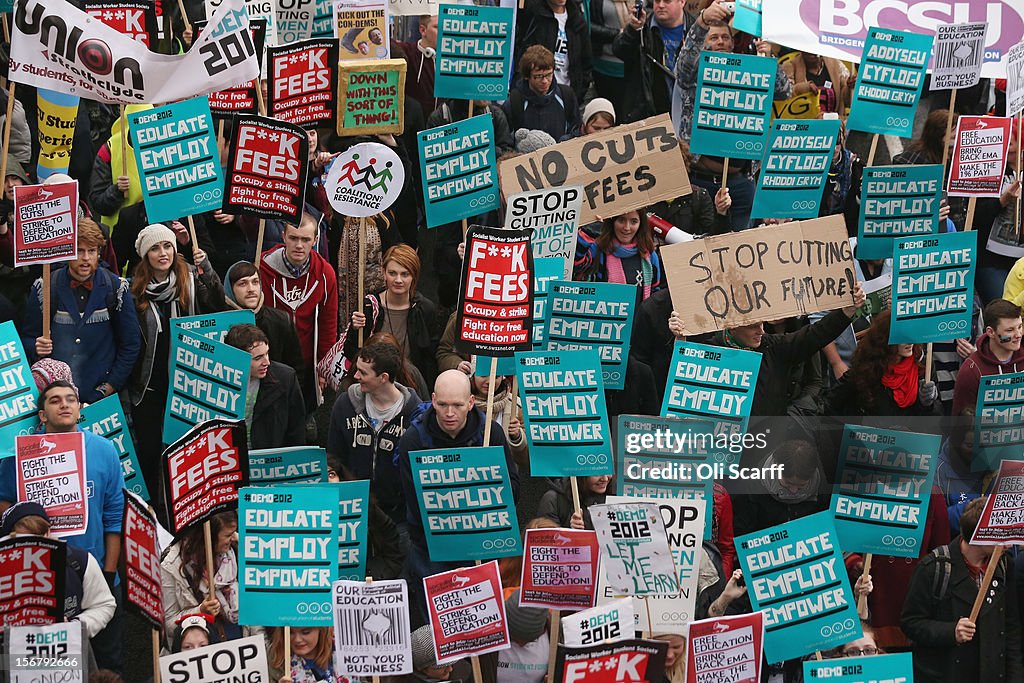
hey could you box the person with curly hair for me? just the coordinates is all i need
[822,310,940,417]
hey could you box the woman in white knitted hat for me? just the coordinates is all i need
[126,223,226,508]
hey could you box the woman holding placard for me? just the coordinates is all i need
[574,209,665,303]
[339,244,441,387]
[821,310,940,418]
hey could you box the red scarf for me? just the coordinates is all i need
[881,355,918,408]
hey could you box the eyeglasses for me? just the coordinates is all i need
[842,647,878,657]
[530,71,555,82]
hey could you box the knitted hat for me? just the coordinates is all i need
[135,223,178,258]
[505,590,548,643]
[0,501,49,536]
[514,128,556,154]
[582,97,616,126]
[5,159,30,184]
[411,625,438,670]
[31,359,77,396]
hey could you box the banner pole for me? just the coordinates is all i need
[546,609,560,683]
[203,520,216,601]
[720,158,729,190]
[186,215,199,253]
[471,656,484,682]
[482,356,498,445]
[177,0,192,34]
[254,218,266,267]
[120,105,128,178]
[964,196,977,232]
[924,343,934,385]
[0,58,16,188]
[284,626,292,674]
[217,119,226,161]
[256,84,267,117]
[1016,115,1022,240]
[644,599,653,639]
[504,376,517,434]
[461,218,468,242]
[857,553,872,618]
[42,264,51,340]
[969,545,1004,621]
[941,90,957,169]
[866,133,879,166]
[569,476,581,515]
[358,216,366,348]
[468,100,475,119]
[152,628,161,683]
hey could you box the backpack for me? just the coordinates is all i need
[506,85,570,135]
[48,266,122,319]
[929,543,1008,601]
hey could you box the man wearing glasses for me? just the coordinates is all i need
[503,45,581,142]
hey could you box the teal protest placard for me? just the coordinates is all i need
[804,653,913,683]
[418,115,499,228]
[691,51,776,160]
[662,342,760,440]
[545,281,635,390]
[751,118,839,220]
[829,425,939,556]
[171,310,256,343]
[516,349,612,477]
[734,511,861,663]
[974,372,1024,471]
[533,257,564,347]
[857,165,943,260]
[80,395,149,500]
[249,447,328,484]
[890,231,977,344]
[336,479,370,580]
[411,446,521,561]
[238,485,338,626]
[435,5,513,101]
[848,28,932,138]
[163,328,251,445]
[130,98,223,224]
[733,0,762,36]
[0,321,39,458]
[615,414,716,539]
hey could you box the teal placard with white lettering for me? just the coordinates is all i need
[857,164,943,260]
[532,258,563,347]
[804,653,912,683]
[848,28,932,137]
[515,349,613,477]
[735,512,862,663]
[974,372,1024,471]
[249,447,328,484]
[171,310,256,344]
[751,118,840,219]
[130,97,223,224]
[435,5,514,101]
[615,414,716,539]
[691,51,776,160]
[335,479,370,580]
[163,328,251,445]
[890,230,977,344]
[418,115,499,228]
[830,425,939,556]
[411,446,521,562]
[0,321,39,459]
[544,281,635,390]
[661,342,760,441]
[80,395,149,500]
[238,485,338,626]
[733,0,762,36]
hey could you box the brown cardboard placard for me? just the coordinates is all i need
[336,59,407,136]
[498,114,690,225]
[661,215,857,335]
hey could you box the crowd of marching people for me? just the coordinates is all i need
[0,0,1023,681]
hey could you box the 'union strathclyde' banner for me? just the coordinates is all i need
[761,0,1021,78]
[11,0,260,104]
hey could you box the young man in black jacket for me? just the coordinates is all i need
[612,0,688,122]
[326,342,422,526]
